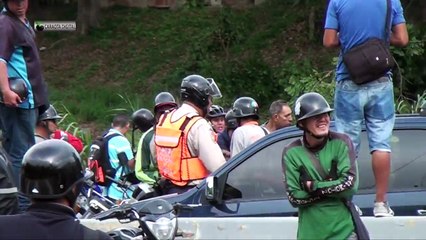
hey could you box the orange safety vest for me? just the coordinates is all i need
[155,110,211,186]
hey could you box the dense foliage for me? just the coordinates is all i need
[34,0,425,153]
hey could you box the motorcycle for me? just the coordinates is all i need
[77,172,157,219]
[96,199,193,240]
[76,174,117,219]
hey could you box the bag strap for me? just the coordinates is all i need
[299,139,328,179]
[103,132,120,142]
[261,126,269,136]
[301,139,356,206]
[384,0,391,44]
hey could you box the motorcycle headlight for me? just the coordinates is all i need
[145,216,177,240]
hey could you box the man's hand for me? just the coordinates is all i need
[299,166,315,192]
[1,89,21,107]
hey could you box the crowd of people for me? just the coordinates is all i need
[0,0,409,239]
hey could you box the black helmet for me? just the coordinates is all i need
[8,77,28,101]
[38,104,61,122]
[225,110,238,130]
[180,74,222,109]
[154,92,178,113]
[21,140,85,201]
[1,0,8,10]
[294,92,333,124]
[232,97,259,119]
[207,105,226,119]
[132,108,155,132]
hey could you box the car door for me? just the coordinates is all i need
[210,137,299,217]
[354,128,426,216]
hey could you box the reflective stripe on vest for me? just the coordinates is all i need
[155,110,210,186]
[0,187,18,194]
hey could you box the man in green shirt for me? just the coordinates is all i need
[134,92,178,185]
[133,108,156,184]
[282,92,358,240]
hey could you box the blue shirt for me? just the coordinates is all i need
[104,129,134,200]
[324,0,406,81]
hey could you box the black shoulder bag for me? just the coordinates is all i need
[303,148,370,240]
[342,0,394,85]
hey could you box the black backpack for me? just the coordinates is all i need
[88,133,120,187]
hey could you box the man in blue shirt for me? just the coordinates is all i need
[104,114,135,201]
[0,0,49,212]
[323,0,409,217]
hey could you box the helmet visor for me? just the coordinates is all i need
[206,78,222,99]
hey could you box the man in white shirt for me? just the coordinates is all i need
[230,97,267,157]
[262,100,293,134]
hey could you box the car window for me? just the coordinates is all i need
[357,129,426,193]
[222,128,426,202]
[223,137,299,201]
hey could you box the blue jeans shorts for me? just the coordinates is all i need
[334,76,395,154]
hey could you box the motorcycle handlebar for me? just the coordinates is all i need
[105,175,133,189]
[97,204,138,221]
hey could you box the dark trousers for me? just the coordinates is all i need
[0,104,37,212]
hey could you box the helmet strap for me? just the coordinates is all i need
[306,130,326,140]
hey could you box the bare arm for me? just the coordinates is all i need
[323,29,340,48]
[128,158,135,170]
[390,23,409,47]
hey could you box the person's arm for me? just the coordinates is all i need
[390,23,409,47]
[230,129,243,158]
[307,136,357,199]
[0,21,20,107]
[190,120,226,173]
[282,147,325,207]
[135,135,147,181]
[117,136,135,170]
[323,29,340,48]
[0,61,20,107]
[390,0,409,47]
[323,0,340,48]
[127,158,135,170]
[135,131,156,184]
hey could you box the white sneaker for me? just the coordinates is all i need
[374,201,394,217]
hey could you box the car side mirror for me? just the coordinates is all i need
[205,176,221,204]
